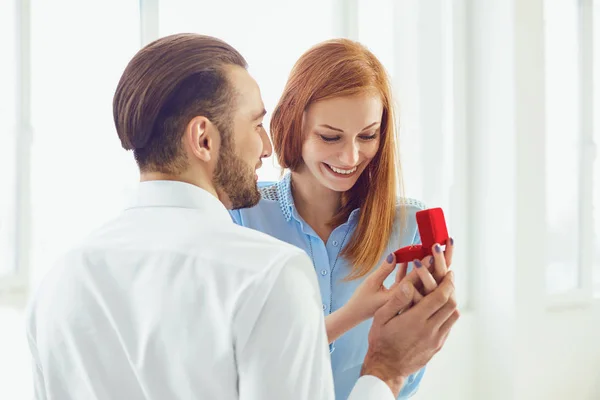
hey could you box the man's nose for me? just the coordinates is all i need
[260,129,273,158]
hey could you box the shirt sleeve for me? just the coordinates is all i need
[31,361,48,400]
[348,375,395,400]
[234,252,335,400]
[27,334,48,400]
[233,252,395,400]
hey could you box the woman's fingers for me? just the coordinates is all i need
[367,252,397,288]
[395,262,408,284]
[412,287,424,304]
[432,243,449,283]
[444,237,454,269]
[413,257,438,295]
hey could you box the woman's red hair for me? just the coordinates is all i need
[270,39,405,280]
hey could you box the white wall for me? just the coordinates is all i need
[414,1,600,399]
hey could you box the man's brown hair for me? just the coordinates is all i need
[113,33,247,173]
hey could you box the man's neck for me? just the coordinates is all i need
[140,171,219,199]
[290,168,342,242]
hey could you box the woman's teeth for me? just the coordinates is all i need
[327,164,357,175]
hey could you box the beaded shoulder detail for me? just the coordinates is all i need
[397,197,427,210]
[258,173,293,221]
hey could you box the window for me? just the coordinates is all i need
[29,0,141,287]
[544,0,582,294]
[0,0,17,279]
[159,0,337,182]
[593,0,600,291]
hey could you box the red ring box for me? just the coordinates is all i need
[393,207,449,263]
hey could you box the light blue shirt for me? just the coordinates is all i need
[229,173,427,399]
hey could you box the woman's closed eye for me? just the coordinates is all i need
[359,133,378,140]
[318,133,379,143]
[319,134,341,142]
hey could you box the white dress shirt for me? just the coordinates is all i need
[25,180,395,400]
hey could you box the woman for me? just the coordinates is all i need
[230,39,454,399]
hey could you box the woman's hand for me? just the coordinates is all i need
[397,238,455,304]
[344,252,400,323]
[343,237,455,323]
[326,253,402,343]
[324,238,455,343]
[430,237,454,282]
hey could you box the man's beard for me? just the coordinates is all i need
[213,136,261,210]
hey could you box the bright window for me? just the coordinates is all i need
[0,0,17,279]
[544,0,582,294]
[29,0,141,287]
[593,0,600,291]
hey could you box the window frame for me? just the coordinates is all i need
[0,0,32,308]
[546,0,599,307]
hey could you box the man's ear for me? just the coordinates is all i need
[184,116,218,162]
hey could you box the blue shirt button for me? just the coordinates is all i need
[322,304,326,311]
[321,269,328,276]
[332,240,339,247]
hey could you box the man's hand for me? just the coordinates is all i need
[360,271,459,397]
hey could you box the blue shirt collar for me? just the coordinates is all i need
[276,173,295,222]
[275,172,361,225]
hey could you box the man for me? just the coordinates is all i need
[25,33,458,399]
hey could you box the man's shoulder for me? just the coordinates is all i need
[208,224,315,311]
[222,222,309,267]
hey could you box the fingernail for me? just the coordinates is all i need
[429,257,434,266]
[414,259,422,268]
[449,237,454,246]
[386,253,394,263]
[435,244,442,253]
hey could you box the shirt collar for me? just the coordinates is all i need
[276,173,295,222]
[277,172,361,225]
[126,180,232,224]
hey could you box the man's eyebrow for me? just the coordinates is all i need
[252,109,267,121]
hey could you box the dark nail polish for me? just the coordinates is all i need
[386,253,394,263]
[449,237,454,246]
[414,259,422,268]
[435,244,442,253]
[429,257,434,266]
